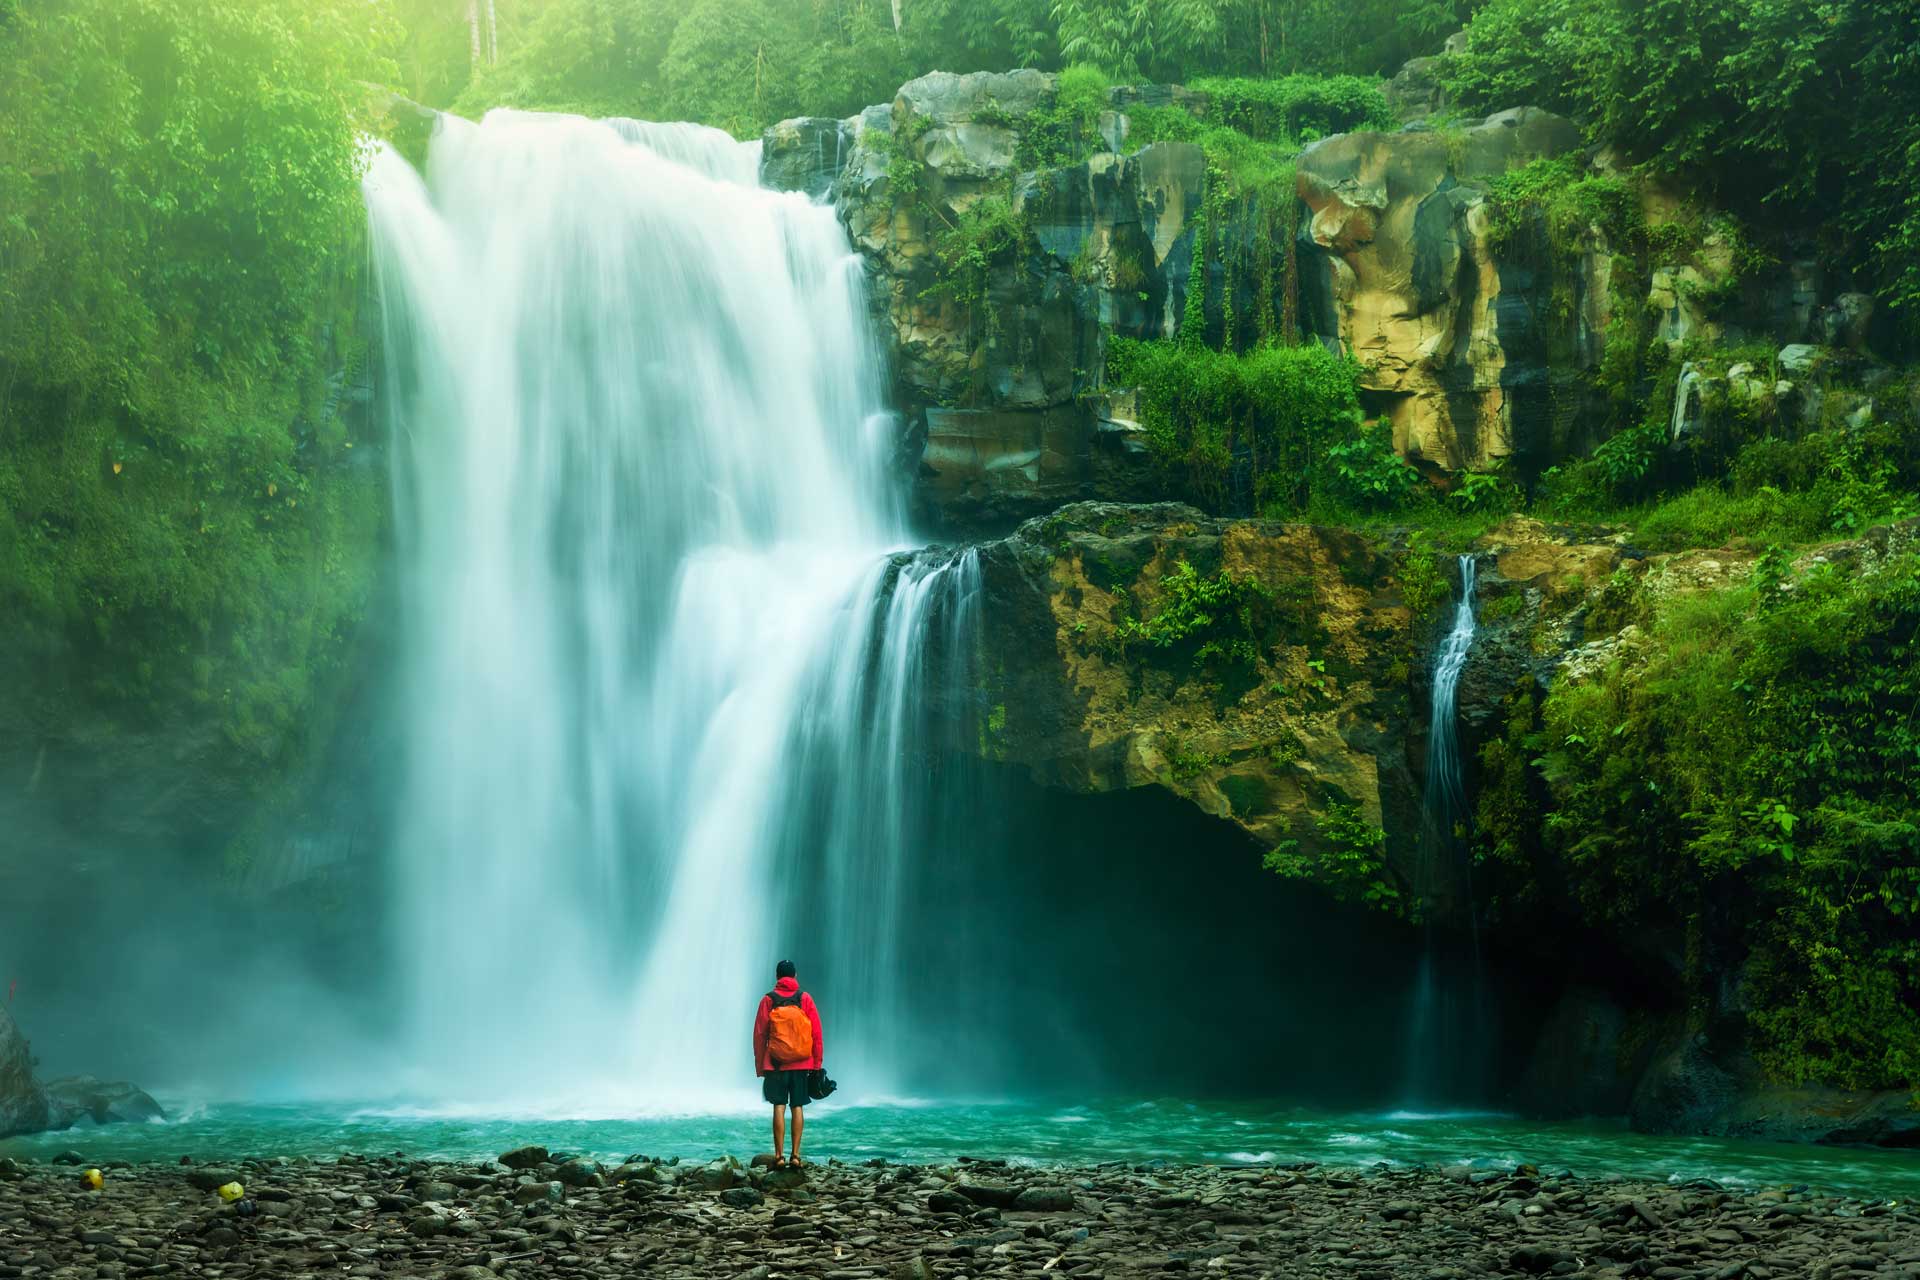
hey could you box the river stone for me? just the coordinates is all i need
[553,1158,603,1188]
[955,1179,1019,1208]
[1012,1185,1076,1212]
[498,1145,549,1170]
[513,1180,563,1205]
[185,1166,242,1191]
[927,1189,972,1214]
[721,1186,766,1209]
[689,1158,741,1191]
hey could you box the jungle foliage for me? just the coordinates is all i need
[0,0,394,762]
[411,0,1462,137]
[1478,546,1920,1090]
[1445,0,1920,321]
[1108,339,1368,516]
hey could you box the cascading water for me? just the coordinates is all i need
[1404,555,1485,1105]
[362,109,977,1109]
[1422,556,1478,839]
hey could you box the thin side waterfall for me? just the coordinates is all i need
[1424,555,1478,830]
[362,109,977,1109]
[1404,555,1485,1106]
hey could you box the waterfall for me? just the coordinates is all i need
[1422,555,1478,838]
[1404,555,1483,1106]
[362,109,976,1109]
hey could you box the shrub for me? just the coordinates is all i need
[1108,337,1363,514]
[1492,550,1920,1090]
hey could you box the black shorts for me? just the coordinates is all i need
[762,1070,812,1108]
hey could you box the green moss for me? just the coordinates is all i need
[1479,592,1526,623]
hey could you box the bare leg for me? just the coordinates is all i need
[789,1106,805,1165]
[771,1105,786,1166]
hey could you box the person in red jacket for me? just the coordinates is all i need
[752,959,824,1168]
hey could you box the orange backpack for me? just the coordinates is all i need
[766,990,814,1067]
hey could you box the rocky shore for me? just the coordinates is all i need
[1,1145,1914,1280]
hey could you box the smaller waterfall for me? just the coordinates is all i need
[1404,555,1488,1106]
[1422,555,1478,835]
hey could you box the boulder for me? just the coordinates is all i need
[1816,291,1874,351]
[0,1006,49,1139]
[1631,1032,1920,1145]
[1012,1185,1077,1212]
[1385,55,1448,122]
[1778,343,1831,379]
[42,1076,164,1128]
[552,1157,604,1188]
[498,1145,549,1170]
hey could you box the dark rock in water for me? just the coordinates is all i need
[43,1076,166,1127]
[498,1145,549,1170]
[720,1185,766,1209]
[0,1007,50,1139]
[51,1150,85,1165]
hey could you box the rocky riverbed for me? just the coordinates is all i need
[1,1145,1915,1280]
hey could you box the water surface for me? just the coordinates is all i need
[7,1099,1916,1202]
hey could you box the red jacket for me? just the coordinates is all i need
[753,977,824,1076]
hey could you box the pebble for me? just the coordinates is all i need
[0,1149,1907,1279]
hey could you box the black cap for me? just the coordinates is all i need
[776,959,796,980]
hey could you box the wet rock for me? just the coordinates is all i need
[512,1181,562,1205]
[760,116,854,200]
[1013,1185,1077,1212]
[955,1178,1020,1209]
[553,1158,604,1188]
[689,1157,742,1191]
[42,1076,165,1127]
[498,1145,549,1170]
[721,1186,766,1209]
[0,1006,50,1139]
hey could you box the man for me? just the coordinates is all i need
[752,959,823,1168]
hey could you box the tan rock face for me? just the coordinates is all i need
[972,503,1428,902]
[1295,109,1588,473]
[964,507,1826,919]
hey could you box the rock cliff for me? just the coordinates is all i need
[0,1007,50,1140]
[765,68,1893,530]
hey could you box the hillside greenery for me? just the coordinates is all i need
[1444,0,1920,324]
[1477,542,1920,1091]
[0,0,394,769]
